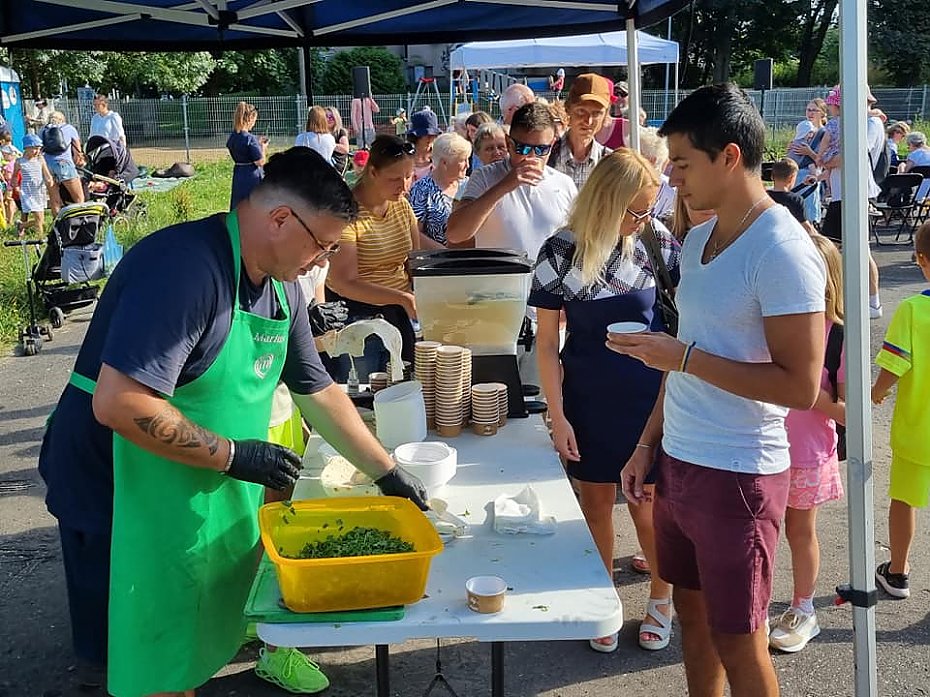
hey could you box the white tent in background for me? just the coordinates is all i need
[448,30,679,70]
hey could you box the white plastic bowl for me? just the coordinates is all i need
[393,442,457,493]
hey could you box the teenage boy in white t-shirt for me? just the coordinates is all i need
[607,84,826,697]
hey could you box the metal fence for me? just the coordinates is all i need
[52,85,930,167]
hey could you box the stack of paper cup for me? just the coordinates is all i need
[461,348,473,427]
[434,346,465,437]
[470,384,500,436]
[415,341,441,429]
[386,360,412,384]
[369,372,388,393]
[494,383,509,427]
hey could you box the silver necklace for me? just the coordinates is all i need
[710,196,768,260]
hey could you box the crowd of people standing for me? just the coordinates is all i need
[32,71,930,697]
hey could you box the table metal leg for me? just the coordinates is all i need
[376,644,390,697]
[491,642,505,697]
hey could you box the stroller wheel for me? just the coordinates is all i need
[40,324,53,341]
[22,338,40,356]
[49,307,65,329]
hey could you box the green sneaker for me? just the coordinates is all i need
[255,647,330,694]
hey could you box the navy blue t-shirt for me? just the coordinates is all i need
[38,214,333,533]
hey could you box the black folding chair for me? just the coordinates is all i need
[914,178,930,228]
[873,173,924,245]
[908,165,930,179]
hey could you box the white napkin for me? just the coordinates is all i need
[492,485,556,535]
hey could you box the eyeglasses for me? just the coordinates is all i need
[507,135,553,157]
[288,209,341,260]
[626,207,653,223]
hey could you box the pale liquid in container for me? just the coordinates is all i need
[417,295,526,354]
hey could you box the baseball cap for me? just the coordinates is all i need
[408,109,441,138]
[615,81,629,97]
[353,149,370,167]
[567,73,612,109]
[23,134,42,148]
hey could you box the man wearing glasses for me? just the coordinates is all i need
[38,147,428,697]
[447,101,577,386]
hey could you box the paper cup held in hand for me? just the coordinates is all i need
[607,321,648,335]
[466,575,507,613]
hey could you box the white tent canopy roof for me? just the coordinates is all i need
[449,30,679,70]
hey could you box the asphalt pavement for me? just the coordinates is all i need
[1,242,928,697]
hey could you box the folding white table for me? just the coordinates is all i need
[259,416,623,696]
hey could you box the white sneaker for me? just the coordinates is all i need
[870,304,883,320]
[768,608,820,653]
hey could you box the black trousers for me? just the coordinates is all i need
[59,523,110,668]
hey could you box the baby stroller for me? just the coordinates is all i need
[33,201,110,328]
[79,135,144,222]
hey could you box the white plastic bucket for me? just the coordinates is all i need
[373,380,427,450]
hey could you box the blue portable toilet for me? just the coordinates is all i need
[0,66,26,150]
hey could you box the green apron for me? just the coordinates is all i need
[95,211,290,696]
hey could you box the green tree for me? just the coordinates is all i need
[104,52,216,95]
[870,0,930,86]
[204,49,301,96]
[795,0,839,86]
[1,48,108,97]
[318,47,406,95]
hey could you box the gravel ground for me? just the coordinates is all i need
[1,242,928,697]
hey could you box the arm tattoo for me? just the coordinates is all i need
[134,405,221,456]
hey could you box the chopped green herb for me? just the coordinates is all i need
[282,517,290,525]
[322,522,329,529]
[532,605,549,612]
[283,527,415,560]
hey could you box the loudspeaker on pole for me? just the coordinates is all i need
[754,59,773,92]
[352,66,372,98]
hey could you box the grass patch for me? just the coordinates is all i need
[0,161,232,349]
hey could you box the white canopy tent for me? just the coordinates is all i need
[448,29,678,143]
[448,30,679,70]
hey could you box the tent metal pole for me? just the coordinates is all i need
[625,17,641,152]
[673,60,679,117]
[838,0,878,694]
[301,44,314,102]
[663,17,671,121]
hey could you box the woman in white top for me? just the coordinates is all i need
[295,106,337,165]
[89,94,126,146]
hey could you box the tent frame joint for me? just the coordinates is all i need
[835,584,878,609]
[208,9,238,30]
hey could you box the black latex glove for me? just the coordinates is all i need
[227,439,301,491]
[308,300,349,337]
[375,466,430,510]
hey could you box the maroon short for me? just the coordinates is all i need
[653,450,790,634]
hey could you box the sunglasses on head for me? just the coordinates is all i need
[507,135,552,157]
[377,140,417,158]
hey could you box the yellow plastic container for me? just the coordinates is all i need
[259,496,443,613]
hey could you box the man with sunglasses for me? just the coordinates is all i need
[447,102,577,386]
[39,147,428,697]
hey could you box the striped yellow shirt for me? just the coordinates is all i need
[341,198,416,292]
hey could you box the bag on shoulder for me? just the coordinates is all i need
[640,220,679,336]
[41,125,68,155]
[825,322,846,461]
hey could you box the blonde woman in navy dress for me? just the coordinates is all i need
[529,149,681,653]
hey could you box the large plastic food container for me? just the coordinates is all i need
[259,496,443,613]
[408,249,532,355]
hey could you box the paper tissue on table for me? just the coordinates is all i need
[492,485,556,535]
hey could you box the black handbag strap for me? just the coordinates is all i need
[641,221,677,304]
